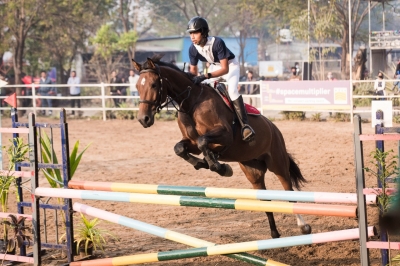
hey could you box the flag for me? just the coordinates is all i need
[0,79,7,88]
[4,93,17,108]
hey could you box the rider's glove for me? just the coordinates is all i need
[192,74,207,85]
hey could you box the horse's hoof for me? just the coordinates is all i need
[300,224,312,235]
[209,163,221,173]
[222,164,233,177]
[194,161,209,170]
[271,230,281,239]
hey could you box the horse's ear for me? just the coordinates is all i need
[146,58,156,69]
[131,59,142,72]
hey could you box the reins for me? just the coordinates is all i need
[139,65,204,114]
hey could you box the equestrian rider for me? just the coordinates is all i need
[186,16,255,142]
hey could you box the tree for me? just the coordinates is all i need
[333,0,378,79]
[0,0,44,110]
[290,1,341,80]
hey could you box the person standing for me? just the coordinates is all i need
[374,72,386,100]
[327,72,337,81]
[67,70,81,116]
[186,16,255,141]
[110,70,122,107]
[128,69,139,106]
[289,66,302,81]
[38,70,56,115]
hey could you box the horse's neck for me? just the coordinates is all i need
[163,69,202,109]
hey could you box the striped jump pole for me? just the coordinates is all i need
[35,187,357,217]
[69,180,376,205]
[70,226,376,266]
[73,203,286,266]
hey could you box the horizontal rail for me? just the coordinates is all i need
[359,134,400,141]
[0,170,33,178]
[0,212,32,220]
[366,241,400,250]
[69,180,376,205]
[0,127,30,134]
[36,188,358,217]
[0,254,34,263]
[70,227,375,266]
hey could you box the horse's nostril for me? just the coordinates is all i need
[144,116,150,123]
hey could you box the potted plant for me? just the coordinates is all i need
[74,213,118,258]
[0,138,29,254]
[1,214,31,253]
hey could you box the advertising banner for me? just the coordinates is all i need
[261,80,351,110]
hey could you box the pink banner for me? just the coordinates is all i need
[261,80,351,110]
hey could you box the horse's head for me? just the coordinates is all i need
[132,56,168,128]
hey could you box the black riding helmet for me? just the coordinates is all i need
[187,16,209,35]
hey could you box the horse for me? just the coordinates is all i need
[131,54,311,238]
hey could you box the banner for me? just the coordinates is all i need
[261,80,351,110]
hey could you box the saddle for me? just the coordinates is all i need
[210,82,260,116]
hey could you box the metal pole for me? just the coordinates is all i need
[369,1,372,77]
[308,0,311,80]
[349,0,354,123]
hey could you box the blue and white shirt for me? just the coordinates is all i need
[189,37,235,66]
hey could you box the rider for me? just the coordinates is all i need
[186,16,255,142]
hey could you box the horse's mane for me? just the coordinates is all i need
[144,54,196,80]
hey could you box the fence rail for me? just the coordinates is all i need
[1,80,398,121]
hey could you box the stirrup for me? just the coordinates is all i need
[241,125,255,142]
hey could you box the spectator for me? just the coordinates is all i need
[393,70,400,93]
[110,70,122,107]
[327,72,337,81]
[241,70,259,95]
[67,70,80,116]
[38,70,56,116]
[120,76,128,103]
[128,69,139,106]
[289,66,302,81]
[374,72,386,100]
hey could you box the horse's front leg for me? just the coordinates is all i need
[174,139,209,170]
[197,128,233,177]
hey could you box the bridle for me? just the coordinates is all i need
[138,64,203,114]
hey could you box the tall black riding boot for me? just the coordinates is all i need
[232,95,255,141]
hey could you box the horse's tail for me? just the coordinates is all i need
[288,153,307,191]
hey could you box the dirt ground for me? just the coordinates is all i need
[3,114,399,265]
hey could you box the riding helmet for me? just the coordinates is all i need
[187,16,209,34]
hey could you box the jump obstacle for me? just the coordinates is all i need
[354,112,400,266]
[0,108,385,266]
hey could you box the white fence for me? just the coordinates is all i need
[1,80,399,121]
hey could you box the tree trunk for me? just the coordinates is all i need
[340,29,349,80]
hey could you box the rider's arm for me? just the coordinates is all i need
[189,65,199,76]
[209,59,229,78]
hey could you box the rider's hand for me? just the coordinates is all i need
[192,74,207,85]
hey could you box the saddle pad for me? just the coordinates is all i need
[218,90,261,116]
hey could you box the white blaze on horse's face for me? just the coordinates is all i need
[141,77,146,86]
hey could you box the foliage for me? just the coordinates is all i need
[0,138,29,243]
[353,82,374,107]
[330,112,350,122]
[310,113,322,122]
[280,111,305,121]
[75,214,118,255]
[40,130,91,188]
[1,214,31,252]
[114,102,135,120]
[364,149,399,265]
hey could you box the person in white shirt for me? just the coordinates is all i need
[67,70,81,115]
[128,69,139,106]
[374,72,386,100]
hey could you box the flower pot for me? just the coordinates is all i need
[78,242,93,258]
[0,239,16,255]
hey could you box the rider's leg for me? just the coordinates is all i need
[232,95,255,141]
[224,62,255,142]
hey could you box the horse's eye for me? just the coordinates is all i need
[151,83,157,88]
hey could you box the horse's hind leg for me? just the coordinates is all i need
[174,140,209,170]
[271,169,312,235]
[239,161,280,239]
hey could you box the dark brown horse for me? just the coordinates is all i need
[132,55,311,238]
